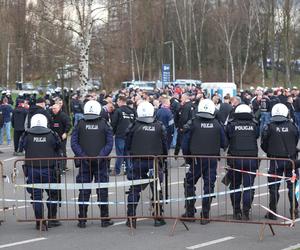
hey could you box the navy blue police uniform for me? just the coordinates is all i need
[261,116,299,219]
[19,125,61,229]
[226,110,259,220]
[71,114,113,227]
[181,112,226,223]
[125,118,168,227]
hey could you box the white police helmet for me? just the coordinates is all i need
[197,99,216,119]
[83,100,101,120]
[136,101,155,123]
[235,104,251,114]
[30,114,48,128]
[55,87,61,93]
[271,103,289,122]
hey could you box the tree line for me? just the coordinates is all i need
[0,0,299,91]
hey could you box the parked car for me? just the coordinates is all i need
[37,83,56,94]
[21,82,35,91]
[87,79,101,90]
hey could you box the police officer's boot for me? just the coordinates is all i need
[126,218,137,229]
[230,194,241,220]
[200,198,212,225]
[153,203,166,227]
[47,205,61,228]
[35,220,48,231]
[77,205,88,228]
[100,205,114,227]
[181,200,196,222]
[126,203,138,228]
[265,190,278,220]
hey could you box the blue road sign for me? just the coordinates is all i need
[162,64,171,83]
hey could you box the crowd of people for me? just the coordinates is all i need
[2,83,299,230]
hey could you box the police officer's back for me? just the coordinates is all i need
[71,100,114,228]
[125,101,168,228]
[261,103,299,219]
[225,104,259,220]
[19,114,62,230]
[181,99,226,224]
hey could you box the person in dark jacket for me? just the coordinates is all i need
[71,100,114,228]
[216,95,232,124]
[175,94,195,158]
[0,97,14,145]
[25,98,52,129]
[156,96,174,149]
[50,103,71,169]
[111,95,135,175]
[11,100,28,155]
[71,94,84,127]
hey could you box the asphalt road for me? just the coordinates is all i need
[1,143,300,250]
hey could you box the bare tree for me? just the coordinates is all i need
[213,2,239,83]
[239,0,255,88]
[191,0,208,80]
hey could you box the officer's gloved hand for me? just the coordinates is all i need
[74,158,89,168]
[147,169,154,178]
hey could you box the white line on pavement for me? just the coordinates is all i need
[186,236,235,249]
[3,157,17,162]
[112,218,148,226]
[282,243,300,250]
[0,205,29,212]
[0,238,47,249]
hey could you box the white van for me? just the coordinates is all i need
[201,82,237,100]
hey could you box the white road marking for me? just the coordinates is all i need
[112,218,148,226]
[3,157,18,162]
[186,236,235,249]
[0,238,47,249]
[0,205,29,212]
[282,243,300,250]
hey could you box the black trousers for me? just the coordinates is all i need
[14,130,24,152]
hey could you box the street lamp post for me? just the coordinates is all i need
[6,43,14,89]
[164,41,176,81]
[7,43,23,89]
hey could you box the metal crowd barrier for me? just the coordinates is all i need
[12,155,297,239]
[162,155,297,239]
[0,161,4,224]
[12,156,159,230]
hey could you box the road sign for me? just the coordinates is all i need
[162,64,171,84]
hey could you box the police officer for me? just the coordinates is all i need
[125,101,168,228]
[19,114,62,231]
[181,99,226,224]
[71,100,114,228]
[261,103,299,220]
[226,104,259,220]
